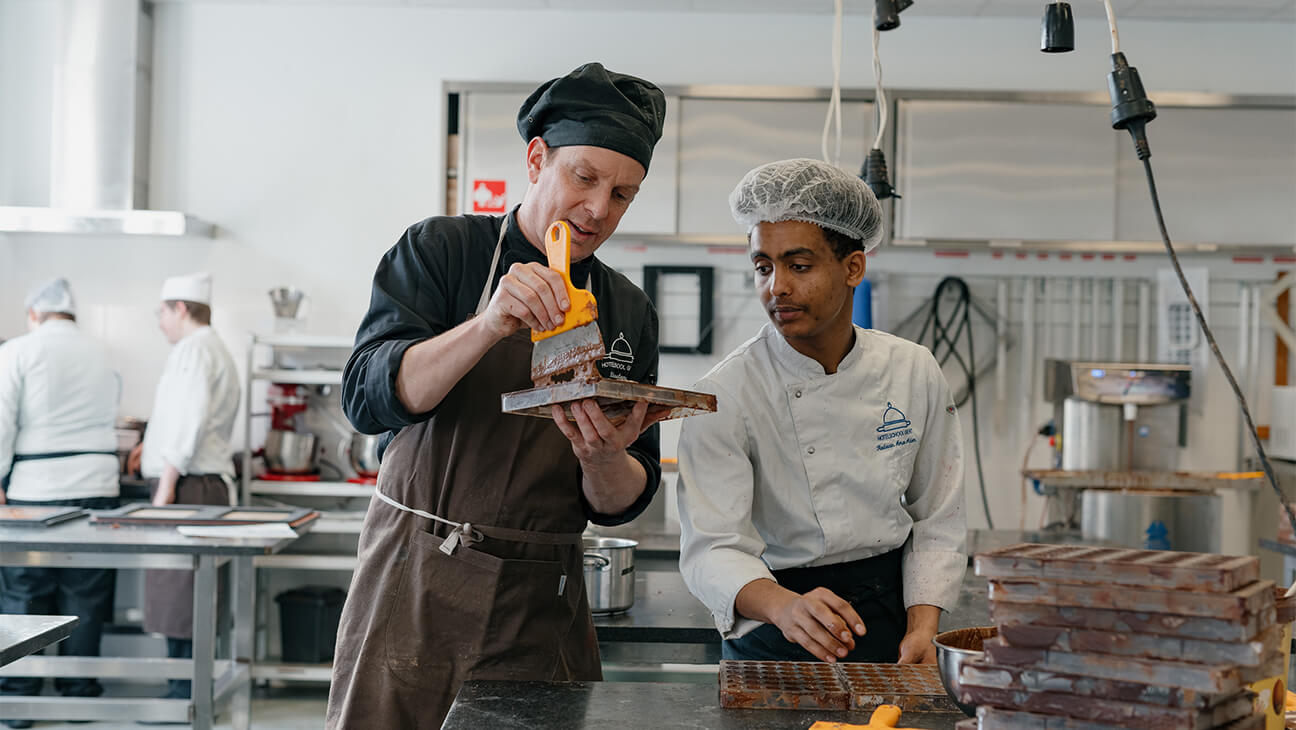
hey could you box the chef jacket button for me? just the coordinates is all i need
[807,446,815,455]
[795,390,803,398]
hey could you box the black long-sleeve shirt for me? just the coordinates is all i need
[342,210,662,525]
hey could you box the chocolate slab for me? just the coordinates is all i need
[974,544,1258,593]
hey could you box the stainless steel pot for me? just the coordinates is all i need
[583,537,636,614]
[347,433,382,477]
[264,429,318,474]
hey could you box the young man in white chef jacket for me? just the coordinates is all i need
[0,278,120,727]
[677,159,967,666]
[128,272,240,703]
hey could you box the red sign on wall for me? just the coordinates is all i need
[471,179,507,213]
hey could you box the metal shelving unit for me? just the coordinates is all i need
[241,333,363,685]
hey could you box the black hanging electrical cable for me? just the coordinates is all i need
[1139,157,1296,539]
[918,277,995,529]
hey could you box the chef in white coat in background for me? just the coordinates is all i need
[128,271,240,705]
[0,278,120,727]
[676,159,966,667]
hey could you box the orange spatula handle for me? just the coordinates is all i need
[532,220,598,342]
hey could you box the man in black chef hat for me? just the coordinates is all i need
[327,63,669,729]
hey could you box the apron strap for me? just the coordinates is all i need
[474,215,510,317]
[374,489,582,554]
[12,450,118,462]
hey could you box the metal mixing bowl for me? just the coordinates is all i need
[932,625,998,716]
[264,429,319,474]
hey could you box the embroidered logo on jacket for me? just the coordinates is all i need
[601,332,635,375]
[876,402,917,451]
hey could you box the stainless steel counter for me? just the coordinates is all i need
[0,615,78,668]
[0,516,301,728]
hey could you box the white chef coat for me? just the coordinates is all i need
[0,319,120,501]
[677,323,967,639]
[140,327,240,495]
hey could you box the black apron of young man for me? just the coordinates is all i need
[721,548,907,663]
[327,213,661,729]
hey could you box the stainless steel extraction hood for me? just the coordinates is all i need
[0,0,214,237]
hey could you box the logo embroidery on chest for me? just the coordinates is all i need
[600,331,635,375]
[875,401,917,452]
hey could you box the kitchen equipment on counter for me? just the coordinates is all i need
[269,287,309,333]
[1081,488,1220,553]
[932,626,999,717]
[114,417,147,475]
[264,429,319,475]
[718,660,957,712]
[339,432,381,484]
[583,536,637,614]
[1032,358,1226,551]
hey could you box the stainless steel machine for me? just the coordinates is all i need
[1034,359,1226,553]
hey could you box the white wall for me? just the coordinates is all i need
[1,1,1293,535]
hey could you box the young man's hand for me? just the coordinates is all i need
[896,604,941,664]
[736,580,866,664]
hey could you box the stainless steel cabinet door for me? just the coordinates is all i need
[895,100,1118,242]
[677,99,872,236]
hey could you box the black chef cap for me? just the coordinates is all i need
[517,62,666,173]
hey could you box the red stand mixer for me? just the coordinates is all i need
[262,384,320,481]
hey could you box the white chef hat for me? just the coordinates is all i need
[24,277,77,315]
[160,272,212,305]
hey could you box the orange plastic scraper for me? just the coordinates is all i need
[529,220,607,386]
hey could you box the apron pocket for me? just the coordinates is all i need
[383,529,501,689]
[468,555,577,681]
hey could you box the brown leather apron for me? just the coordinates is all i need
[326,221,601,730]
[143,473,232,638]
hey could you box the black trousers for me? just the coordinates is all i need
[722,547,906,663]
[0,496,118,697]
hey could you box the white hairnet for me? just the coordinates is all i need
[729,158,885,253]
[24,277,76,316]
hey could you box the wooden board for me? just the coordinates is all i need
[997,623,1281,667]
[990,601,1276,643]
[981,638,1282,695]
[1021,470,1264,493]
[986,580,1275,621]
[959,686,1253,730]
[501,377,716,425]
[0,505,85,527]
[975,543,1259,592]
[89,504,318,528]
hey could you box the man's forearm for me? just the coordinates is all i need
[395,316,502,415]
[580,451,647,516]
[154,463,181,506]
[906,604,941,636]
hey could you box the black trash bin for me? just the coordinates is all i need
[275,586,346,663]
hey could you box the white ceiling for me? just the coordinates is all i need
[153,0,1296,22]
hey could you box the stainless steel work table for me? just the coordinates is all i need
[0,518,301,728]
[0,615,78,668]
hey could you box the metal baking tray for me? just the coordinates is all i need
[501,378,717,424]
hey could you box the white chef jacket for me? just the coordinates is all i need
[140,327,240,494]
[0,320,121,501]
[677,323,967,639]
